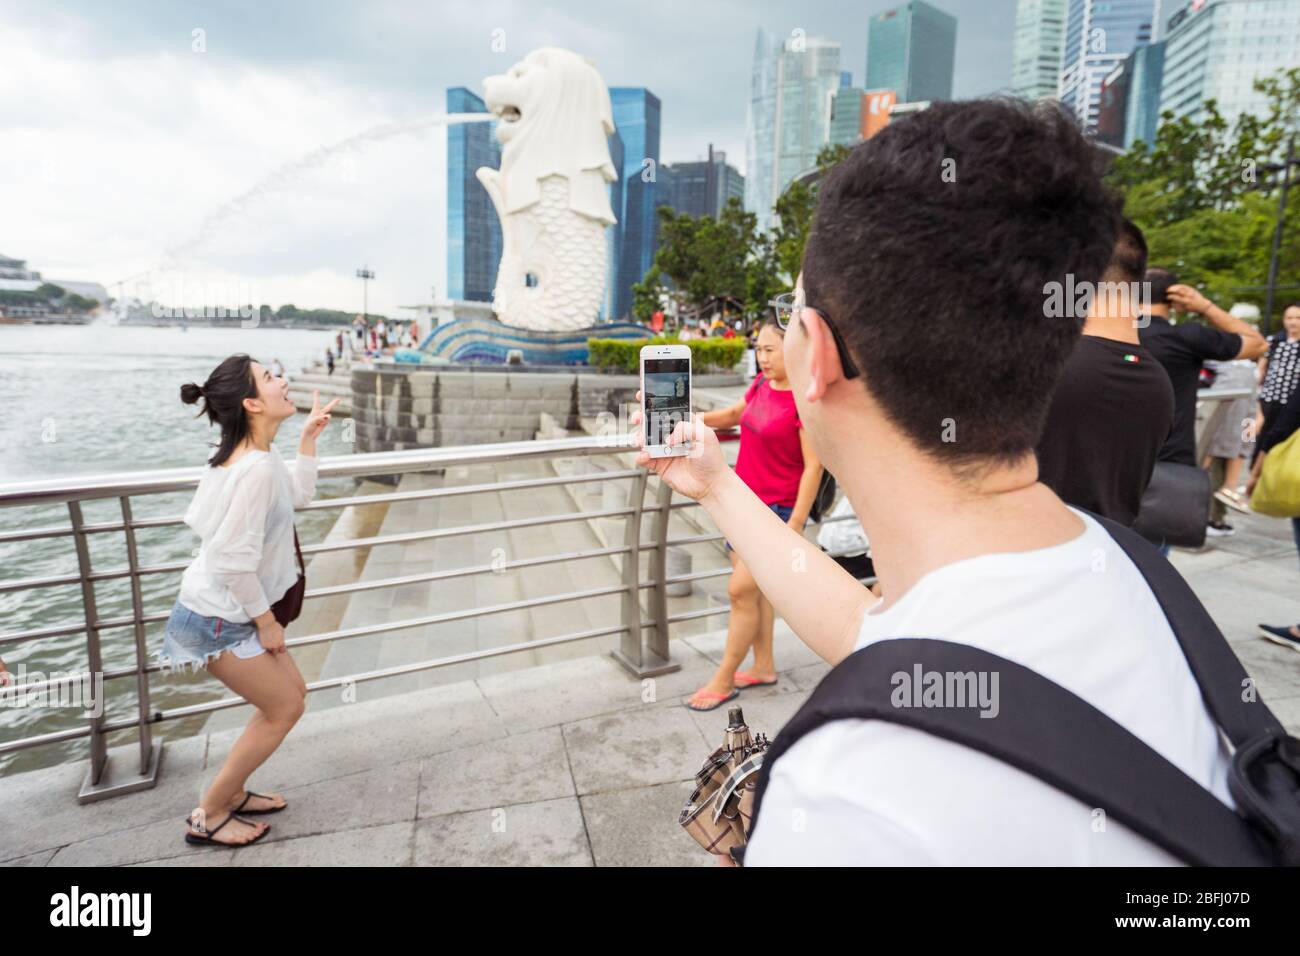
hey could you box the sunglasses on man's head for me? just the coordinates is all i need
[770,291,862,379]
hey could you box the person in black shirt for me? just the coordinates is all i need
[1137,269,1267,467]
[1037,219,1174,525]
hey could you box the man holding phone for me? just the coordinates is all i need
[630,98,1233,865]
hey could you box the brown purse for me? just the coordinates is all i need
[679,705,770,857]
[270,527,306,627]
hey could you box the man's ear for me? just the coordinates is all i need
[801,307,845,404]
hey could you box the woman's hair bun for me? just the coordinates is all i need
[180,382,204,405]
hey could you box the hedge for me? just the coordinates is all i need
[587,335,747,374]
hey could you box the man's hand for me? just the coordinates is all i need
[629,391,729,503]
[1168,283,1266,359]
[1166,284,1213,315]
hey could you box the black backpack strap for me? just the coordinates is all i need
[1090,512,1284,744]
[750,638,1273,865]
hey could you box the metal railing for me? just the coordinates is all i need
[0,435,865,802]
[0,386,1248,802]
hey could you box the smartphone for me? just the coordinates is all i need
[640,344,693,458]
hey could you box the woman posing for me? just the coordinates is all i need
[163,355,337,847]
[687,322,823,711]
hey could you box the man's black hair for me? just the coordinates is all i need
[1144,267,1178,306]
[802,98,1122,468]
[1107,218,1148,283]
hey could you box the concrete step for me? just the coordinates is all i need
[311,455,628,711]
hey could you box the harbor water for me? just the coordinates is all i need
[0,323,357,775]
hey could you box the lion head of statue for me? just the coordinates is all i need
[481,47,618,227]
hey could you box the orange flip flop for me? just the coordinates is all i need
[687,688,740,712]
[734,671,778,690]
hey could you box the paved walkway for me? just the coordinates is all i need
[3,511,1298,867]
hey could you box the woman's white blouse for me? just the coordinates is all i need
[178,447,317,623]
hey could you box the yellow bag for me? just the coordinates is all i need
[1251,429,1300,518]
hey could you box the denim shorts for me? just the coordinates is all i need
[158,600,265,673]
[725,502,794,553]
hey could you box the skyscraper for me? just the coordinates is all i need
[603,129,625,323]
[659,146,745,219]
[609,88,661,322]
[865,2,958,104]
[1159,0,1300,129]
[446,87,501,303]
[1059,0,1161,133]
[1011,0,1068,100]
[1096,61,1134,148]
[1124,40,1166,148]
[745,29,842,232]
[830,87,868,147]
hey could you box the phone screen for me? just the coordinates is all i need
[643,357,691,446]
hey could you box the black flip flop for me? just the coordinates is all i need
[235,789,288,815]
[185,812,270,847]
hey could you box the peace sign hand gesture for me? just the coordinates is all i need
[300,390,340,454]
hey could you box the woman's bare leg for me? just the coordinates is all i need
[1224,456,1243,490]
[692,553,760,703]
[191,650,305,842]
[749,595,777,681]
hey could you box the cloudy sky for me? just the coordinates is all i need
[1,0,1017,317]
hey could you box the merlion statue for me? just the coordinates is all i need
[477,48,618,331]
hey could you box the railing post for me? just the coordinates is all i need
[67,501,107,789]
[73,498,163,803]
[610,470,679,678]
[120,496,163,786]
[647,477,675,668]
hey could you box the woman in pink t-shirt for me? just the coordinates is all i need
[688,322,823,710]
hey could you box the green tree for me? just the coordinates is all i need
[630,264,669,323]
[1106,67,1300,319]
[643,198,766,325]
[769,143,850,284]
[64,293,99,313]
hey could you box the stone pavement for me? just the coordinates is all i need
[3,510,1298,867]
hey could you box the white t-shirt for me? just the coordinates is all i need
[746,508,1233,866]
[178,447,317,623]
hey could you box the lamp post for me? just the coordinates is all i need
[356,267,375,324]
[1262,135,1297,336]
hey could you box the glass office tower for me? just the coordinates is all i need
[602,129,625,324]
[446,87,502,303]
[865,1,958,104]
[1123,40,1166,148]
[745,29,842,233]
[830,87,868,146]
[1160,0,1300,128]
[609,88,661,322]
[1059,0,1161,132]
[1011,0,1068,100]
[659,146,745,219]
